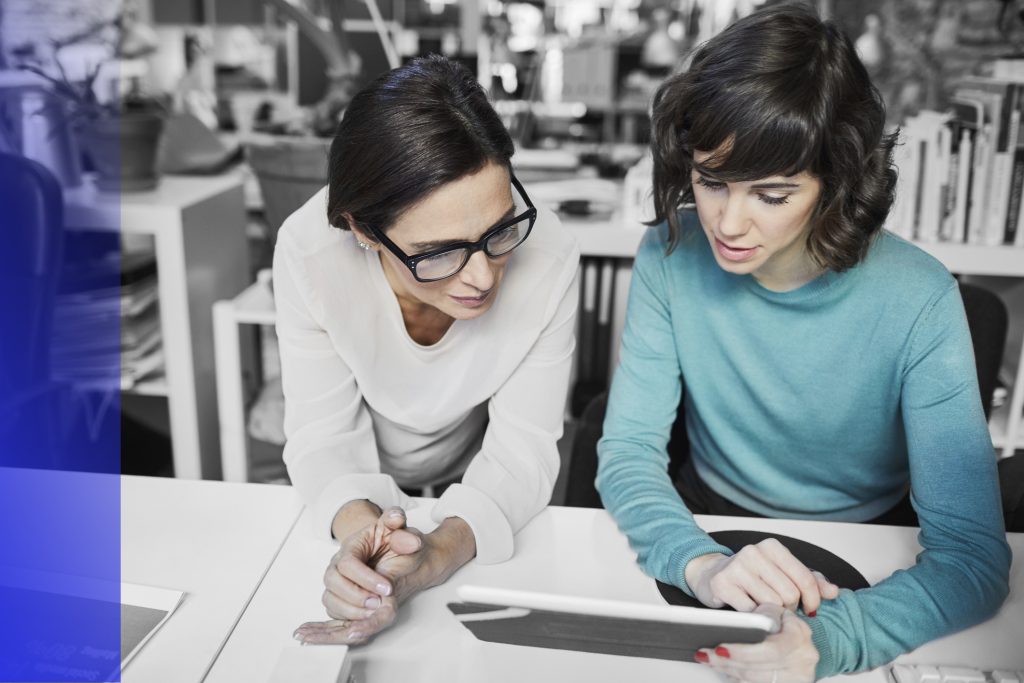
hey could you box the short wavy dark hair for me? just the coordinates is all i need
[327,55,514,234]
[650,3,897,271]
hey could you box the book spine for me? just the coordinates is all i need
[954,128,974,243]
[968,125,992,245]
[940,122,959,241]
[1006,146,1024,246]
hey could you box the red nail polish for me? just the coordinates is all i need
[808,610,817,617]
[695,651,709,663]
[715,646,730,658]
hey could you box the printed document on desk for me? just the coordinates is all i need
[0,568,183,680]
[121,581,184,670]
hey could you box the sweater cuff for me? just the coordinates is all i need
[666,541,734,596]
[311,473,411,540]
[803,612,834,680]
[432,483,514,564]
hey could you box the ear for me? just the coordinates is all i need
[344,213,380,251]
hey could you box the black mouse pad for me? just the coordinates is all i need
[656,530,870,609]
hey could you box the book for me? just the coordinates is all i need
[954,79,1019,244]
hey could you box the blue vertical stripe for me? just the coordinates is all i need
[1,4,122,677]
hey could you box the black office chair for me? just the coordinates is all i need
[0,153,64,468]
[566,282,1021,531]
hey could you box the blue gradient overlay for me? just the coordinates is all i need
[1,4,122,679]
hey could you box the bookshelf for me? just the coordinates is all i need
[65,174,250,479]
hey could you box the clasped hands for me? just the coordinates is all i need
[293,501,474,645]
[685,538,841,683]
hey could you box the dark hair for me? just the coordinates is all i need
[649,3,897,270]
[326,55,514,235]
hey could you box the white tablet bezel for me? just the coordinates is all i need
[455,585,778,632]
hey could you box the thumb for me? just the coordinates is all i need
[381,506,407,531]
[753,602,785,634]
[388,528,423,555]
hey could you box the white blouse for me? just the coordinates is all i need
[273,187,580,563]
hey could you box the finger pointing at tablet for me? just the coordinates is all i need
[685,538,840,614]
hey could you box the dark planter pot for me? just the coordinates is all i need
[80,111,166,192]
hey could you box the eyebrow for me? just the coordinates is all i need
[694,167,802,191]
[409,204,517,251]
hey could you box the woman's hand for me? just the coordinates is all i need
[685,539,839,614]
[294,506,476,645]
[695,604,818,683]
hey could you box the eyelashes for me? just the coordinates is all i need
[694,175,790,206]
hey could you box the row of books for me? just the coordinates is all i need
[888,69,1024,248]
[52,250,164,391]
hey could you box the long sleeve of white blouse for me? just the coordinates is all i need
[434,268,579,562]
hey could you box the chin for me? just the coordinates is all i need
[712,253,761,276]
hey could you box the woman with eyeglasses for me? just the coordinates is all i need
[596,6,1009,682]
[277,55,579,645]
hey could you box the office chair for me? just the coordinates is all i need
[565,282,1019,531]
[247,138,331,246]
[0,153,64,467]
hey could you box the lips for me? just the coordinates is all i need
[715,238,758,262]
[451,291,491,308]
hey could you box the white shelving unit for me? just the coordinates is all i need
[66,174,250,479]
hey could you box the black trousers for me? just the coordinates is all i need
[674,456,921,527]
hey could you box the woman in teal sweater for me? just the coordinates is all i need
[596,5,1010,682]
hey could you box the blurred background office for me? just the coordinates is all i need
[1,0,1023,506]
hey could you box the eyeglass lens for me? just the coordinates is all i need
[414,217,531,281]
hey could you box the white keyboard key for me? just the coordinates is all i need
[992,672,1022,683]
[917,665,943,683]
[938,666,987,683]
[892,665,922,683]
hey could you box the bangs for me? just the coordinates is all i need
[684,88,822,182]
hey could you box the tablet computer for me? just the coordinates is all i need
[448,585,777,662]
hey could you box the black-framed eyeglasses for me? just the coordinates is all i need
[365,174,537,283]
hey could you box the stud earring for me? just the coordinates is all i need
[357,240,371,250]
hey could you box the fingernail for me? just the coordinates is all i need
[714,646,730,658]
[292,631,304,642]
[807,610,817,617]
[347,632,363,642]
[364,596,381,609]
[388,509,403,518]
[376,583,391,596]
[694,650,709,663]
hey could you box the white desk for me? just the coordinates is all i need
[121,475,303,682]
[207,503,1024,682]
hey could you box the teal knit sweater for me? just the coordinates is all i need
[596,213,1011,678]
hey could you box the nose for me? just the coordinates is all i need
[716,190,750,239]
[459,249,496,292]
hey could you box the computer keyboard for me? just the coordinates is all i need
[890,664,1023,683]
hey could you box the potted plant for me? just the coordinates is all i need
[13,6,167,192]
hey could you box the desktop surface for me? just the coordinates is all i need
[121,475,303,682]
[207,501,1024,682]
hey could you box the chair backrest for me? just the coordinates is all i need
[247,138,331,245]
[957,281,1008,420]
[0,152,64,397]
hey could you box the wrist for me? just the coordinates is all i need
[422,517,476,586]
[684,552,728,591]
